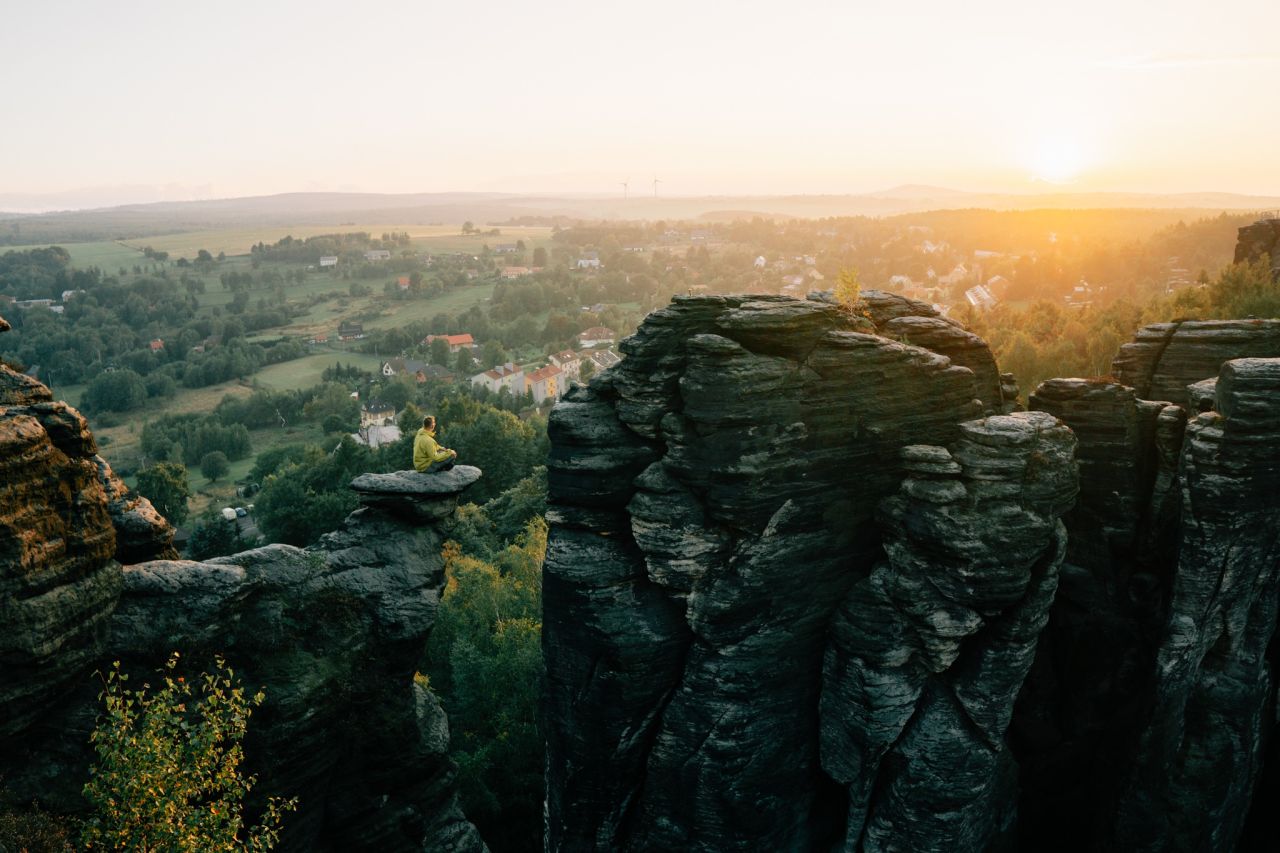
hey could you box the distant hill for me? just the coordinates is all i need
[3,188,1280,246]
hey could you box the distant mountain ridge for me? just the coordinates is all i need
[3,187,1280,246]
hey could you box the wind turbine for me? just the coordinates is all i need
[652,177,662,198]
[620,178,630,201]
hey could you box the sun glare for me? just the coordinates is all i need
[1028,137,1089,185]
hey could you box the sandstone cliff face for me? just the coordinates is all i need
[0,393,120,740]
[546,278,1280,851]
[0,317,483,852]
[543,293,1064,851]
[1234,217,1280,280]
[1023,359,1280,850]
[1111,318,1280,407]
[1115,358,1280,849]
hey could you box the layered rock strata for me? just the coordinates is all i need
[821,414,1076,852]
[1115,358,1280,849]
[1023,353,1280,851]
[1111,318,1280,407]
[543,293,1053,851]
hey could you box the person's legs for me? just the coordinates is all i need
[426,459,455,473]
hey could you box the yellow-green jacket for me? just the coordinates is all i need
[413,428,453,472]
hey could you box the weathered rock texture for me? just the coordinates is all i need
[1114,358,1280,849]
[1234,217,1280,280]
[821,415,1076,852]
[1112,318,1280,407]
[1023,354,1280,850]
[547,269,1280,851]
[543,292,1067,851]
[0,319,483,852]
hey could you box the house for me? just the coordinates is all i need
[525,365,563,405]
[547,349,582,381]
[494,243,519,254]
[319,255,339,267]
[985,275,1012,297]
[690,229,712,242]
[397,276,411,291]
[364,249,392,261]
[502,266,531,279]
[964,284,997,311]
[588,349,621,371]
[61,289,85,302]
[575,251,601,270]
[471,363,526,396]
[309,334,328,345]
[576,326,615,348]
[421,364,456,383]
[381,357,429,382]
[423,333,474,352]
[352,424,402,449]
[338,322,365,341]
[360,400,396,428]
[149,338,165,352]
[754,256,767,269]
[939,264,970,287]
[889,274,916,290]
[623,246,646,253]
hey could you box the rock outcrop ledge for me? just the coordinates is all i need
[0,319,484,853]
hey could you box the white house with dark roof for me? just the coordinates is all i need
[470,363,526,396]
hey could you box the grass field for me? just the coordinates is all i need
[254,350,385,391]
[2,239,147,270]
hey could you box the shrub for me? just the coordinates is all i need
[81,653,297,851]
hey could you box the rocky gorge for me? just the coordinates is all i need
[0,316,485,852]
[543,221,1280,851]
[2,218,1279,852]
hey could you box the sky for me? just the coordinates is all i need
[2,0,1279,209]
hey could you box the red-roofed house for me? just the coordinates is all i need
[150,338,165,352]
[424,333,475,353]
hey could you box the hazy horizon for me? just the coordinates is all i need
[4,0,1279,211]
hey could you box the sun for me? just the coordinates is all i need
[1028,137,1089,185]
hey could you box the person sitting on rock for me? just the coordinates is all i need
[413,415,457,473]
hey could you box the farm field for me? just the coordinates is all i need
[100,224,555,260]
[2,239,147,270]
[4,223,553,267]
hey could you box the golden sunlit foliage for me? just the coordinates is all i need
[81,654,296,852]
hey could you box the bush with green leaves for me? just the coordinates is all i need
[81,653,297,852]
[135,462,192,528]
[427,518,545,852]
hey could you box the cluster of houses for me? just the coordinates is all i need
[372,326,621,407]
[469,328,619,406]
